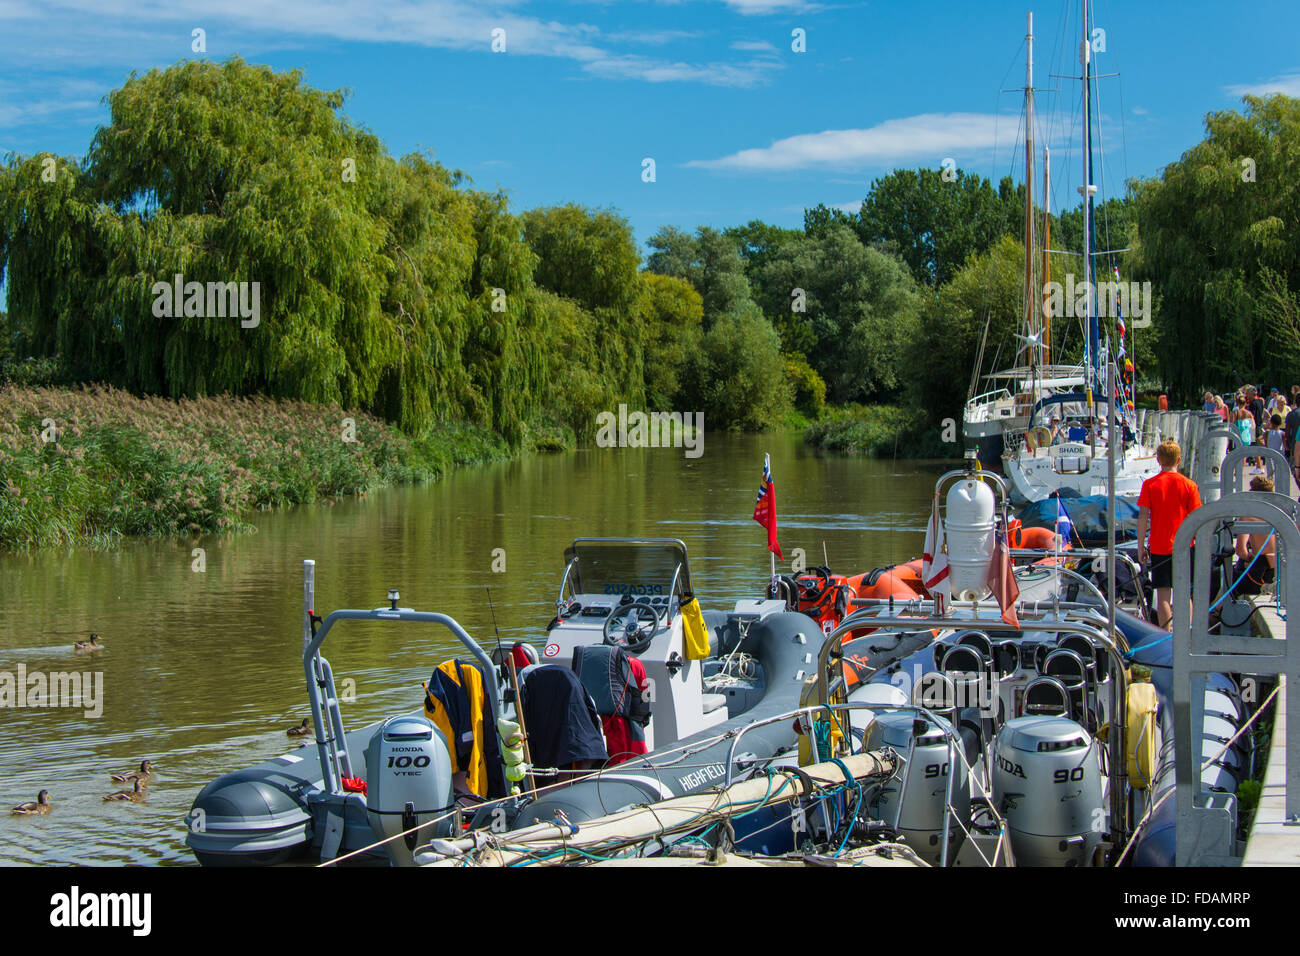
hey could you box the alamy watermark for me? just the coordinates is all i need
[151,273,260,328]
[0,665,103,718]
[594,403,704,459]
[1043,274,1152,328]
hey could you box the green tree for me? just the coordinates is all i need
[1134,94,1300,400]
[855,167,1017,287]
[637,272,702,409]
[680,305,792,430]
[906,234,1025,422]
[757,226,920,404]
[644,225,755,328]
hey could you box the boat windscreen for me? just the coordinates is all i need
[563,539,692,598]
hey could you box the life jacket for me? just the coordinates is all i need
[572,644,651,765]
[423,659,506,799]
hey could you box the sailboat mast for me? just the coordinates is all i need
[1042,145,1051,367]
[1081,0,1098,423]
[1024,12,1037,385]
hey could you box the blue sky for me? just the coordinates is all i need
[2,0,1299,253]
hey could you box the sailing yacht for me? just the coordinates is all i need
[962,11,1159,503]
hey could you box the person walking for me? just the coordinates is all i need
[1266,414,1286,455]
[1245,385,1265,431]
[1137,439,1203,630]
[1233,394,1255,446]
[1215,394,1229,421]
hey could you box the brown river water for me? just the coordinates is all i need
[0,431,947,865]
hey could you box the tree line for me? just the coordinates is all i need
[2,57,1293,448]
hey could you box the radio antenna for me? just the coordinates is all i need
[485,587,506,660]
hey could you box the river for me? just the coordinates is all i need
[0,431,948,865]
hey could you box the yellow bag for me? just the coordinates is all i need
[679,594,710,660]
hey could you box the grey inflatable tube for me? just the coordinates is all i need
[507,610,820,829]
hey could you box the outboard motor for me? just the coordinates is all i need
[992,716,1104,866]
[867,711,970,865]
[364,715,455,866]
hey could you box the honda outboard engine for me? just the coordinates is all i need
[364,715,455,866]
[866,711,970,865]
[992,715,1104,866]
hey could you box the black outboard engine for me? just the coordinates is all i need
[364,715,455,866]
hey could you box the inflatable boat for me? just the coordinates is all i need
[184,538,825,866]
[785,467,1262,866]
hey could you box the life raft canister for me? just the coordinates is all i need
[1125,678,1159,790]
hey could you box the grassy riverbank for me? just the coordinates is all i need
[0,385,555,550]
[803,404,954,458]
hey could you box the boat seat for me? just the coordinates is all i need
[701,693,727,715]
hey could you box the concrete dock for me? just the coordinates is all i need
[1242,604,1298,865]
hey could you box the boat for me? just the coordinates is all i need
[184,537,826,866]
[962,11,1159,503]
[421,462,1273,868]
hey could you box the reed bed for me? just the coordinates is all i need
[0,385,512,550]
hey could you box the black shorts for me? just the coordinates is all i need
[1148,549,1195,590]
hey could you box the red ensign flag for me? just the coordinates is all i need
[753,453,783,561]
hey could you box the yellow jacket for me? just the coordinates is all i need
[423,660,490,797]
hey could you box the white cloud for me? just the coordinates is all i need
[719,0,818,14]
[605,29,705,45]
[583,54,781,87]
[686,112,1005,172]
[0,1,783,94]
[730,39,778,52]
[1225,73,1300,98]
[832,199,862,213]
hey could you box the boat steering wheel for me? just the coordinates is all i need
[603,600,660,654]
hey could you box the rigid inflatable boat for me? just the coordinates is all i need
[435,466,1276,868]
[185,538,825,866]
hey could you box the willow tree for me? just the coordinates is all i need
[0,58,560,439]
[1135,94,1300,398]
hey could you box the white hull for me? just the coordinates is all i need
[1003,440,1159,502]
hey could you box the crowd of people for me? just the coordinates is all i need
[1136,382,1295,630]
[1201,383,1300,477]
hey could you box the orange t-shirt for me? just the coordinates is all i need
[1137,470,1202,553]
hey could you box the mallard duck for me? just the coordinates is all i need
[286,719,312,737]
[74,633,103,652]
[110,760,154,785]
[12,790,53,815]
[103,779,146,802]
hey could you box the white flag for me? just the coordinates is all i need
[921,492,950,611]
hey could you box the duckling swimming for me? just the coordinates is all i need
[12,790,53,815]
[110,760,155,785]
[74,633,103,652]
[103,779,146,803]
[286,719,312,737]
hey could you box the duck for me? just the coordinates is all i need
[103,779,146,802]
[74,633,103,652]
[286,719,312,737]
[12,790,53,815]
[109,760,155,785]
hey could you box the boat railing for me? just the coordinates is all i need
[1010,546,1148,616]
[557,557,578,613]
[299,560,503,802]
[1171,492,1300,865]
[812,605,1132,847]
[964,388,1014,420]
[719,700,976,866]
